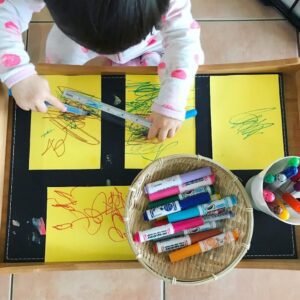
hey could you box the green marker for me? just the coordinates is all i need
[147,185,215,209]
[264,173,275,184]
[288,157,300,168]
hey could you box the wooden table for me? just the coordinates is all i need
[0,59,300,273]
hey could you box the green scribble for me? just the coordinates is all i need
[41,129,54,138]
[229,107,276,139]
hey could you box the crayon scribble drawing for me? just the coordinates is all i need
[125,75,196,169]
[210,75,284,170]
[29,75,101,170]
[45,186,135,262]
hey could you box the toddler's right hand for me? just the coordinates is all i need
[11,75,66,113]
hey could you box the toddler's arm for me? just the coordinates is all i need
[0,0,65,112]
[152,0,204,121]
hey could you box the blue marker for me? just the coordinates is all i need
[167,195,237,223]
[45,102,89,116]
[185,109,197,119]
[143,192,211,221]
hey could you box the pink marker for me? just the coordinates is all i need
[133,216,204,243]
[263,189,275,203]
[148,175,216,202]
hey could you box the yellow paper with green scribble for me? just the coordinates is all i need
[210,75,284,170]
[125,75,196,169]
[29,75,101,170]
[45,186,135,262]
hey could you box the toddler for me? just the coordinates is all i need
[0,0,204,141]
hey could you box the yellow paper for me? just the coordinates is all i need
[125,75,196,169]
[45,186,135,262]
[29,75,101,170]
[210,75,284,170]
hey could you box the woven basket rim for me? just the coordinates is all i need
[125,154,254,285]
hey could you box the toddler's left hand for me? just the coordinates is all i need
[147,112,182,142]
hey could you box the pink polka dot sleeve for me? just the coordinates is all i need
[152,0,204,121]
[0,0,45,88]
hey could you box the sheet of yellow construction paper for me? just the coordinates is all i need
[29,75,101,170]
[210,74,284,170]
[125,75,196,169]
[45,186,135,262]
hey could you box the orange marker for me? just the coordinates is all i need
[268,199,290,220]
[169,229,239,263]
[281,193,300,214]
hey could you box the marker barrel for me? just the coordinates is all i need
[149,175,216,202]
[147,186,215,209]
[167,196,237,223]
[169,229,239,263]
[154,228,222,253]
[145,167,212,195]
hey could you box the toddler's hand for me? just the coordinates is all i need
[11,75,66,113]
[147,112,182,142]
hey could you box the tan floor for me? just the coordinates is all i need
[1,0,300,299]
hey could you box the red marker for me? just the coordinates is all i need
[281,193,300,213]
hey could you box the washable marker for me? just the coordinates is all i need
[133,216,204,243]
[268,199,289,220]
[167,196,237,223]
[169,229,239,263]
[290,182,300,198]
[144,194,220,221]
[291,166,300,182]
[152,221,223,242]
[153,228,222,253]
[147,186,215,209]
[288,157,300,167]
[145,167,212,195]
[264,174,275,184]
[281,193,300,213]
[45,101,89,116]
[263,189,275,203]
[268,167,298,191]
[202,211,235,223]
[149,175,216,201]
[144,192,211,221]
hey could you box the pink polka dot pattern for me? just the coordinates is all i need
[161,15,167,24]
[147,37,156,46]
[163,104,178,111]
[80,46,89,53]
[4,21,20,34]
[0,0,5,3]
[158,62,166,69]
[1,54,21,67]
[171,69,187,80]
[190,21,200,29]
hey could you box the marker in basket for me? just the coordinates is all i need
[133,216,205,243]
[144,167,212,195]
[144,192,221,221]
[147,185,215,209]
[168,229,239,263]
[153,228,222,253]
[148,175,216,202]
[167,196,237,223]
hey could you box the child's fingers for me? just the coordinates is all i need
[158,128,169,142]
[35,102,48,113]
[147,125,159,140]
[46,95,67,112]
[167,128,176,138]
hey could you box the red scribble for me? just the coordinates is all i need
[48,187,127,242]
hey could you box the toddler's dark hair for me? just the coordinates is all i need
[45,0,170,54]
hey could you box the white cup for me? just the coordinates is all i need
[245,156,300,225]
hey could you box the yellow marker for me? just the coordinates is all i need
[268,199,290,220]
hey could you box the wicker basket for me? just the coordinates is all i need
[125,154,254,285]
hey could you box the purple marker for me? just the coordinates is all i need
[291,182,300,198]
[144,167,212,195]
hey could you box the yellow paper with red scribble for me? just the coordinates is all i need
[45,186,135,262]
[29,75,101,170]
[125,75,196,169]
